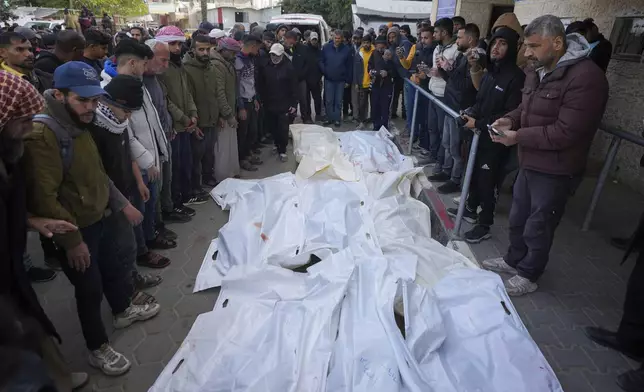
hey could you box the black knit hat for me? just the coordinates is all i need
[114,39,154,60]
[262,31,276,41]
[103,74,144,111]
[375,34,388,44]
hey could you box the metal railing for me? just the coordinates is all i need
[405,78,480,237]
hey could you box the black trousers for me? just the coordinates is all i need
[504,168,575,282]
[297,80,311,122]
[306,79,322,120]
[342,84,352,116]
[237,100,257,161]
[265,109,290,154]
[618,252,644,354]
[190,126,217,189]
[466,144,510,226]
[391,75,404,116]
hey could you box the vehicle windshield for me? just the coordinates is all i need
[24,21,51,29]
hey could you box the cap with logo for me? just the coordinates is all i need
[53,61,108,98]
[269,43,285,56]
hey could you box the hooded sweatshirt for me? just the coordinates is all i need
[386,26,413,79]
[353,45,375,88]
[183,52,220,127]
[428,37,459,97]
[507,33,609,176]
[34,51,65,74]
[491,12,528,69]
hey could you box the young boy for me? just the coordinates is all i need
[368,35,395,131]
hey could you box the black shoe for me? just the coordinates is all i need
[611,237,634,251]
[323,120,333,126]
[464,225,491,244]
[28,267,57,283]
[585,327,644,361]
[334,121,341,127]
[428,172,450,182]
[303,119,314,124]
[437,180,461,194]
[446,207,478,224]
[391,114,399,119]
[617,367,644,392]
[203,178,218,188]
[179,205,196,216]
[183,194,209,206]
[163,210,192,223]
[402,113,407,120]
[44,257,62,271]
[156,223,178,240]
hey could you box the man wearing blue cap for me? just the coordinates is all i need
[22,61,161,377]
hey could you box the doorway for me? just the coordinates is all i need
[487,5,515,37]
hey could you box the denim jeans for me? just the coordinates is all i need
[414,94,429,148]
[441,116,463,184]
[427,96,447,160]
[404,81,415,130]
[59,213,133,350]
[3,350,56,392]
[324,80,345,123]
[133,172,158,256]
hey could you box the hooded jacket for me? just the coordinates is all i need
[467,28,525,147]
[23,91,129,250]
[211,50,237,120]
[34,51,65,74]
[368,49,395,88]
[588,34,612,73]
[159,59,198,131]
[353,45,375,88]
[386,26,413,79]
[101,65,169,172]
[491,12,528,69]
[506,33,609,176]
[183,52,220,127]
[319,42,353,83]
[257,57,298,112]
[428,38,459,97]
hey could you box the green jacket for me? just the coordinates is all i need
[211,50,237,120]
[23,91,129,250]
[159,60,198,131]
[183,53,220,127]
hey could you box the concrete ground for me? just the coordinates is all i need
[27,117,641,391]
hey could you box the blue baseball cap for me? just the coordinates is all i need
[53,61,108,98]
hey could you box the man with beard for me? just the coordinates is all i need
[23,62,161,376]
[284,30,310,123]
[352,34,374,128]
[130,26,145,43]
[34,30,85,74]
[483,15,608,296]
[319,30,353,127]
[255,31,275,144]
[257,43,297,162]
[184,35,219,188]
[0,71,89,392]
[450,27,524,245]
[304,32,322,123]
[155,26,206,209]
[387,26,411,122]
[0,32,52,93]
[368,35,395,131]
[235,34,262,171]
[432,23,482,194]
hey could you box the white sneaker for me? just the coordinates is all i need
[113,303,160,329]
[71,372,89,390]
[481,257,518,274]
[356,122,366,129]
[89,344,131,376]
[279,153,288,163]
[504,275,538,296]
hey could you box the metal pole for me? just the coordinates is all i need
[453,131,480,237]
[581,136,622,232]
[408,89,419,155]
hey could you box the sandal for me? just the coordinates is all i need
[131,291,157,305]
[137,251,171,269]
[146,233,177,250]
[134,272,163,289]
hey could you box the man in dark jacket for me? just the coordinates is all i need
[369,36,395,131]
[432,23,482,194]
[388,26,412,123]
[304,32,323,122]
[257,43,297,162]
[583,18,612,73]
[0,32,52,93]
[448,27,525,244]
[319,30,353,127]
[81,29,110,76]
[284,30,311,123]
[484,15,609,296]
[34,30,85,74]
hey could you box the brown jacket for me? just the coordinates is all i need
[506,37,609,176]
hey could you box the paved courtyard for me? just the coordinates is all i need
[26,119,642,391]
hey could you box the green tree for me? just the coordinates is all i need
[281,0,353,30]
[1,0,17,22]
[12,0,148,17]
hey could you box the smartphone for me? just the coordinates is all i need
[487,124,505,137]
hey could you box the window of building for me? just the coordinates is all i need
[235,12,249,23]
[610,16,644,62]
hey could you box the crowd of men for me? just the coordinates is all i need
[3,9,644,392]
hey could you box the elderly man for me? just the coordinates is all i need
[483,15,609,296]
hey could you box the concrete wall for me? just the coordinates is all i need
[456,0,514,36]
[206,6,281,30]
[514,0,644,193]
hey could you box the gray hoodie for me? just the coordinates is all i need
[538,33,591,80]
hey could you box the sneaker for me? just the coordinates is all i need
[113,303,161,329]
[617,367,644,392]
[27,267,57,283]
[156,223,178,240]
[71,372,89,390]
[249,155,263,165]
[428,172,450,182]
[183,194,209,206]
[163,210,192,223]
[88,344,131,376]
[481,257,518,274]
[334,121,341,127]
[240,160,258,172]
[279,153,288,162]
[610,237,633,251]
[446,207,477,224]
[322,120,333,126]
[504,275,538,296]
[356,122,366,129]
[437,180,461,194]
[303,119,314,124]
[203,177,218,188]
[585,327,644,361]
[391,114,399,119]
[464,225,491,244]
[44,257,62,271]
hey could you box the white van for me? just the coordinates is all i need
[269,14,331,43]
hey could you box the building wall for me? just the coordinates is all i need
[206,6,281,29]
[456,0,514,36]
[514,0,644,192]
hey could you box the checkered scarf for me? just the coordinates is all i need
[0,71,45,129]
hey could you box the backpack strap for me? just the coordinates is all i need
[32,114,73,173]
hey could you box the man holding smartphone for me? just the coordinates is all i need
[445,26,525,245]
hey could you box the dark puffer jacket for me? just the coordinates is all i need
[257,57,298,112]
[507,33,609,176]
